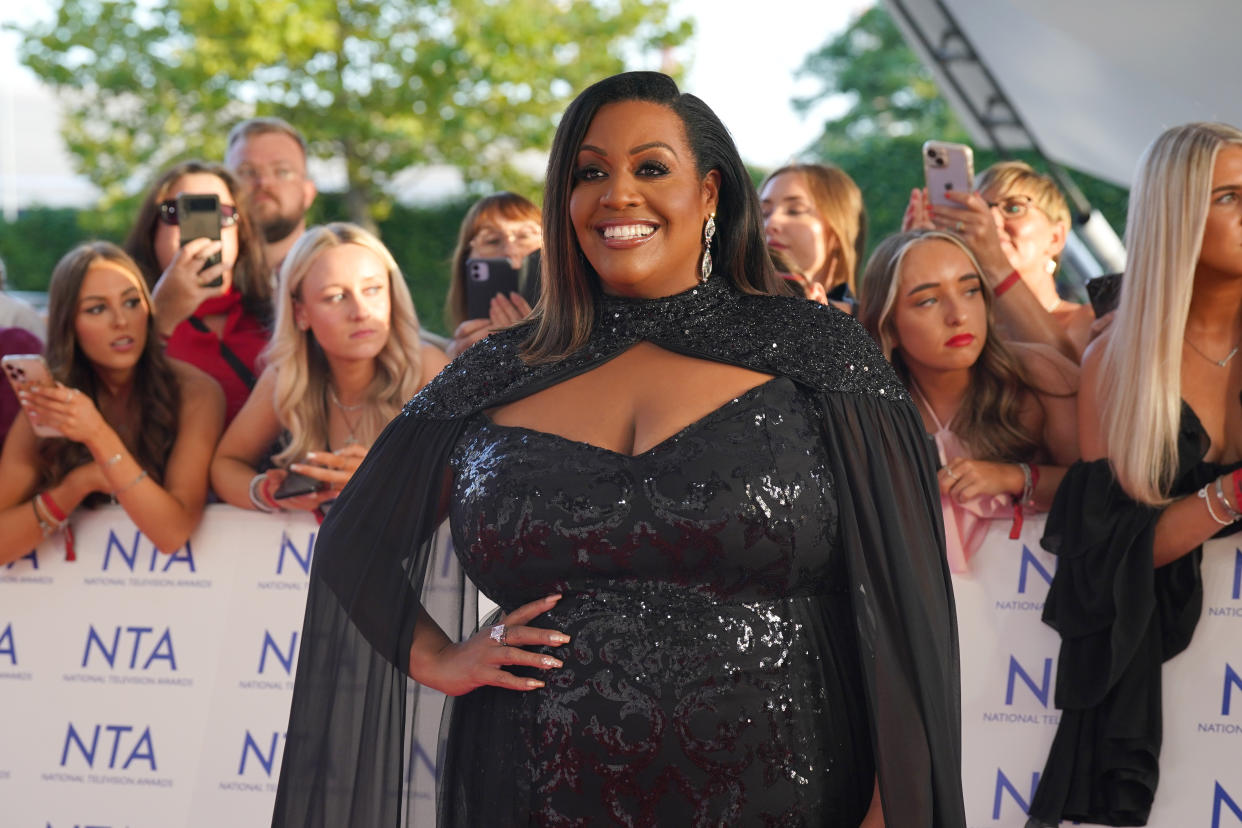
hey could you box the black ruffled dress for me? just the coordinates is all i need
[1029,402,1242,825]
[271,276,965,827]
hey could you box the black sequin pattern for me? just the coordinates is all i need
[446,376,873,826]
[406,275,908,421]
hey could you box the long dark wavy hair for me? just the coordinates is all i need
[37,243,181,500]
[522,71,781,363]
[858,230,1041,462]
[124,160,272,325]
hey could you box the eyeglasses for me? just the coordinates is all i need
[470,227,542,256]
[987,195,1043,220]
[234,164,303,184]
[157,200,239,227]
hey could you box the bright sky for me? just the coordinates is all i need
[0,1,868,209]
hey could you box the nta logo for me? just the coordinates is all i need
[1017,545,1054,594]
[82,626,177,671]
[259,631,298,675]
[60,723,157,771]
[0,623,16,665]
[1005,655,1052,708]
[993,768,1039,820]
[239,731,286,777]
[103,530,194,572]
[276,531,315,576]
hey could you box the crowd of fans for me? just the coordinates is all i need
[3,114,1239,569]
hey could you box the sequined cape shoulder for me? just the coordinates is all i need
[405,281,909,421]
[272,278,966,828]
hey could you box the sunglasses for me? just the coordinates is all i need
[157,200,240,227]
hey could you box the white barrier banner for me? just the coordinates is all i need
[1,507,1238,827]
[956,515,1242,828]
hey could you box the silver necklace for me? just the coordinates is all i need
[1185,336,1241,368]
[327,386,364,445]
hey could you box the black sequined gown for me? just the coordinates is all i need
[442,376,873,825]
[272,277,965,828]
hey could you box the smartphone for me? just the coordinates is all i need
[272,469,328,500]
[923,141,975,208]
[2,354,64,438]
[176,192,224,287]
[1086,272,1122,317]
[465,257,521,320]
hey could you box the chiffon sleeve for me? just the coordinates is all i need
[271,412,474,828]
[817,389,966,828]
[1027,459,1204,825]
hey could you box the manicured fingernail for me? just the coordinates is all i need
[526,679,544,689]
[549,633,570,644]
[546,593,562,602]
[541,657,561,668]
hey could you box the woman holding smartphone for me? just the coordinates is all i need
[125,160,271,423]
[0,242,224,564]
[210,223,447,515]
[858,229,1079,571]
[444,191,543,358]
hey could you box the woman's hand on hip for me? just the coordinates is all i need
[413,594,571,697]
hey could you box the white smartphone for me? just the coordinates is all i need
[923,140,975,208]
[2,354,64,438]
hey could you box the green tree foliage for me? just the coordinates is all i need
[12,0,692,230]
[791,4,1128,264]
[0,196,472,335]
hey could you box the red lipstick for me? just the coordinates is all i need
[945,333,976,347]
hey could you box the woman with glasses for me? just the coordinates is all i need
[124,160,272,422]
[906,161,1091,361]
[444,192,543,358]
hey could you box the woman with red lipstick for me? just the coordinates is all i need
[0,242,224,564]
[760,162,866,310]
[125,160,271,424]
[210,223,447,515]
[859,229,1079,572]
[275,73,964,828]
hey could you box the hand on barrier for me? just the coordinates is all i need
[411,594,570,697]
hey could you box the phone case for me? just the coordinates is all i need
[465,258,521,320]
[2,354,64,438]
[176,192,223,283]
[273,469,327,500]
[923,141,975,208]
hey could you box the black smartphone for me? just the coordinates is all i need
[465,257,521,320]
[1086,272,1122,317]
[273,469,327,500]
[176,192,224,287]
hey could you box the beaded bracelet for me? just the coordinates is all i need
[994,270,1022,298]
[249,474,279,513]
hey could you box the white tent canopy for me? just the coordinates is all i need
[884,0,1242,189]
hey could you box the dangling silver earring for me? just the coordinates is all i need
[700,213,716,284]
[1045,258,1057,275]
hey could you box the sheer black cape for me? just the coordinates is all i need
[271,276,966,827]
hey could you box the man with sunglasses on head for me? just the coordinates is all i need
[225,117,317,280]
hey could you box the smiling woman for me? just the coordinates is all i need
[0,241,224,563]
[273,72,965,828]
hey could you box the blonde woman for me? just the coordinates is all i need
[1028,123,1242,826]
[759,163,866,307]
[210,223,447,514]
[858,229,1078,572]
